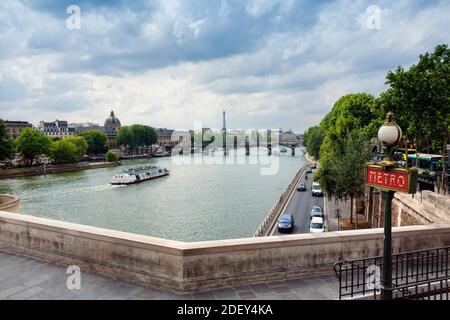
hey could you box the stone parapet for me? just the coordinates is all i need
[1,210,450,293]
[0,195,20,213]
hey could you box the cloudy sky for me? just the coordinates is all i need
[0,0,448,132]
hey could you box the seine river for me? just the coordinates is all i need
[0,147,306,242]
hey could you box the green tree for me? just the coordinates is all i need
[0,119,15,160]
[78,130,108,155]
[51,139,78,164]
[317,131,371,226]
[66,136,89,159]
[117,126,135,148]
[106,150,118,162]
[303,126,325,159]
[380,44,450,190]
[15,128,52,165]
[117,125,156,153]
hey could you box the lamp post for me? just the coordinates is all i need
[377,111,402,300]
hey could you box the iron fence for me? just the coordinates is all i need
[334,246,450,300]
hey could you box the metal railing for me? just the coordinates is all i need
[334,246,450,300]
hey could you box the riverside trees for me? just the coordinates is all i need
[78,130,108,155]
[0,119,14,160]
[15,128,52,165]
[117,124,157,154]
[305,44,450,220]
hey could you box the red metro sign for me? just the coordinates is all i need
[366,165,418,194]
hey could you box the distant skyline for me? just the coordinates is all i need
[0,0,449,133]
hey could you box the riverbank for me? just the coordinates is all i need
[0,162,118,180]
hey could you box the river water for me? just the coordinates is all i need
[0,147,306,242]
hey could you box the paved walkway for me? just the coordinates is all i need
[0,251,339,300]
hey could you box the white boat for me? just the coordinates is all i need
[110,166,169,185]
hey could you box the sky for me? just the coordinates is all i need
[0,0,448,133]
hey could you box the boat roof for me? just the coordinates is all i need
[122,165,162,173]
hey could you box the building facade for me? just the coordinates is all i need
[156,128,175,146]
[39,120,77,138]
[69,111,121,149]
[4,121,32,139]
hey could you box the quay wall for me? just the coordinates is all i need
[1,210,450,293]
[0,161,118,180]
[255,150,313,237]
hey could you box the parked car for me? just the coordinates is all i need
[310,163,317,169]
[278,213,295,233]
[310,206,324,219]
[311,182,323,196]
[297,183,306,191]
[310,217,325,233]
[306,168,313,173]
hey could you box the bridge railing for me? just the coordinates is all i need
[334,246,450,300]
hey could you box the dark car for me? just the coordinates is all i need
[297,183,306,191]
[310,206,324,219]
[278,213,294,233]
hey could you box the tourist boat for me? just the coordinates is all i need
[110,166,169,185]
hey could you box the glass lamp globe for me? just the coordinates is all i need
[378,112,402,146]
[378,125,402,146]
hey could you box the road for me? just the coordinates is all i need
[272,170,325,235]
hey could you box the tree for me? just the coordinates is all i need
[78,130,108,155]
[0,120,15,160]
[380,44,450,191]
[317,131,372,227]
[51,139,79,164]
[303,126,325,159]
[117,125,157,153]
[117,126,135,149]
[106,150,118,162]
[66,136,88,159]
[15,128,52,165]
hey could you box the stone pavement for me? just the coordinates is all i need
[0,251,339,300]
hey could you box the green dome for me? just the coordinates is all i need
[105,110,121,126]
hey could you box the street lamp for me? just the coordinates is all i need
[378,111,402,166]
[377,111,401,300]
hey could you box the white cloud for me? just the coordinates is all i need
[0,0,449,133]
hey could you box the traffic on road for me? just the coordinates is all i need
[272,163,325,236]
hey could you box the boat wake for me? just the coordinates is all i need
[78,184,127,193]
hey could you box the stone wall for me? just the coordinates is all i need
[0,195,20,213]
[2,210,450,293]
[0,162,117,179]
[372,190,450,228]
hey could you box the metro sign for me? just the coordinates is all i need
[366,164,418,194]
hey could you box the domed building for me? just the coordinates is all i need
[104,110,121,149]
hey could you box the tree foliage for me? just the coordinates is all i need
[0,119,15,160]
[78,130,108,155]
[379,44,450,155]
[117,125,156,148]
[51,139,79,164]
[106,150,118,162]
[15,128,52,165]
[303,126,325,159]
